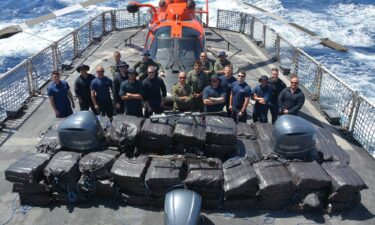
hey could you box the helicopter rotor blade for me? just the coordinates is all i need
[0,0,107,39]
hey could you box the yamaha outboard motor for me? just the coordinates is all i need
[270,115,317,160]
[58,111,105,152]
[164,189,202,225]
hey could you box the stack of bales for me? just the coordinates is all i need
[173,116,206,155]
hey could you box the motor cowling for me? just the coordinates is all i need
[164,189,202,225]
[58,111,105,152]
[270,115,317,160]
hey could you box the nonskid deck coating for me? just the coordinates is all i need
[0,28,374,225]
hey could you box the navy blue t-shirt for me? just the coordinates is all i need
[231,81,252,109]
[47,80,72,117]
[203,85,226,112]
[253,84,272,105]
[90,76,113,103]
[119,80,144,115]
[219,75,237,94]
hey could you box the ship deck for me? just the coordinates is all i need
[0,28,374,225]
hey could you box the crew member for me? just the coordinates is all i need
[229,70,252,122]
[119,69,144,117]
[268,68,286,124]
[74,64,96,114]
[186,60,209,112]
[219,65,237,116]
[214,51,232,75]
[200,52,214,78]
[110,51,125,77]
[142,65,167,117]
[113,62,129,114]
[90,66,114,120]
[278,75,305,115]
[47,70,75,118]
[203,75,226,113]
[134,50,165,80]
[253,75,272,123]
[172,72,193,112]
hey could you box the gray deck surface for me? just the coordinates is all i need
[0,28,374,225]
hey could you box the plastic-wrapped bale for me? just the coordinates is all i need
[236,122,256,140]
[205,116,237,145]
[322,161,367,212]
[12,180,51,194]
[257,139,277,160]
[145,158,184,197]
[222,198,257,210]
[316,142,350,165]
[138,119,173,153]
[111,154,151,195]
[36,129,62,155]
[286,161,332,211]
[205,143,237,161]
[43,151,81,192]
[253,122,274,141]
[5,153,51,184]
[19,193,52,206]
[79,150,120,180]
[52,192,89,204]
[109,115,144,152]
[223,157,258,199]
[121,192,152,207]
[253,160,296,209]
[173,116,206,152]
[236,139,261,164]
[184,158,223,199]
[94,179,118,199]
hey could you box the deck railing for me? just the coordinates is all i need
[0,9,373,157]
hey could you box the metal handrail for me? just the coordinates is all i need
[0,8,373,156]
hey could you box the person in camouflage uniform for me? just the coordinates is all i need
[110,51,125,77]
[172,72,193,112]
[200,52,214,78]
[133,50,165,80]
[186,60,209,112]
[214,51,232,76]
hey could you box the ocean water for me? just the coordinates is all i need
[0,0,374,102]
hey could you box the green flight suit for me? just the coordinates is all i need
[172,83,193,112]
[133,59,164,80]
[214,58,232,75]
[186,70,209,111]
[202,60,214,78]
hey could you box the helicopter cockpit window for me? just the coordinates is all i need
[149,26,204,72]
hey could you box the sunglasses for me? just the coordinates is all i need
[148,71,155,73]
[238,75,245,78]
[179,77,186,79]
[291,82,298,84]
[96,71,104,73]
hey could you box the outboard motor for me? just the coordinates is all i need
[58,111,105,152]
[270,115,317,160]
[164,189,202,225]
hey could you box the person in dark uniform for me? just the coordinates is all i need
[200,52,214,78]
[172,72,193,112]
[110,51,125,77]
[203,75,226,113]
[113,61,129,114]
[90,66,114,120]
[74,64,97,114]
[229,70,252,123]
[47,70,75,118]
[219,65,237,117]
[253,75,272,123]
[214,51,232,76]
[142,65,167,117]
[187,60,209,112]
[134,50,165,80]
[119,69,144,117]
[278,75,305,116]
[268,68,286,124]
